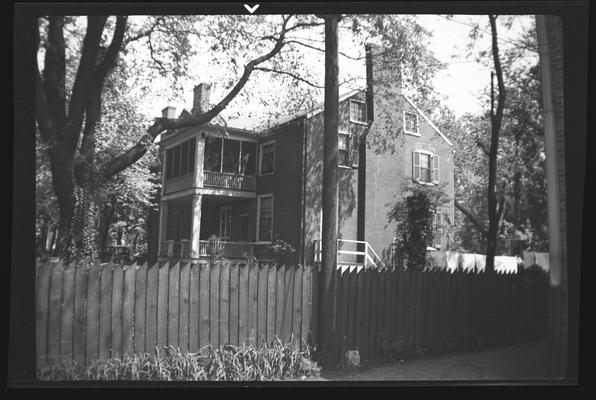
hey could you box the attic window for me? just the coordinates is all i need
[349,100,367,123]
[404,111,419,135]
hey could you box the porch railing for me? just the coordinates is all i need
[159,240,191,258]
[198,240,254,258]
[314,239,385,269]
[203,171,256,191]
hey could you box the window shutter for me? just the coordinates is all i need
[433,154,440,184]
[413,151,420,181]
[351,134,359,168]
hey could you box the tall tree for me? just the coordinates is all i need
[317,13,340,370]
[485,14,506,273]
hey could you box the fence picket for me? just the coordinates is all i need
[301,266,312,349]
[228,263,239,347]
[354,268,365,355]
[248,263,259,346]
[282,265,294,344]
[156,262,169,351]
[85,264,101,363]
[189,263,200,351]
[167,262,180,349]
[238,263,249,346]
[122,265,136,355]
[178,262,190,352]
[198,263,210,348]
[110,266,124,359]
[134,263,148,354]
[209,262,221,348]
[257,264,268,347]
[47,262,64,363]
[36,262,52,367]
[292,266,303,347]
[98,265,113,360]
[275,265,285,342]
[72,265,87,366]
[59,263,75,362]
[347,267,357,350]
[145,263,159,353]
[266,264,277,345]
[219,261,230,346]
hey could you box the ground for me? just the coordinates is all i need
[316,341,549,382]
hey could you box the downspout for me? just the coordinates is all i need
[300,116,308,265]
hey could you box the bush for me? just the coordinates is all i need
[38,338,321,381]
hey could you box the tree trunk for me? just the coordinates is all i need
[486,15,506,274]
[317,15,340,370]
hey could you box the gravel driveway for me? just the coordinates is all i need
[319,341,549,382]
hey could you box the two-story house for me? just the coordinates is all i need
[157,48,455,268]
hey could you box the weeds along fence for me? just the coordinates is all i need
[36,260,314,368]
[329,267,549,365]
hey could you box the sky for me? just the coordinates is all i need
[416,14,537,117]
[137,14,538,123]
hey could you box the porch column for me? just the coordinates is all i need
[194,135,205,188]
[191,194,203,258]
[157,200,169,257]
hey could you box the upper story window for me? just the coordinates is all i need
[165,138,196,179]
[412,150,439,184]
[204,136,257,175]
[349,99,367,123]
[404,111,419,135]
[259,141,275,175]
[338,132,360,168]
[257,194,274,242]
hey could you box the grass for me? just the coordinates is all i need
[38,338,321,381]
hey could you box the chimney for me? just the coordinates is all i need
[162,106,177,119]
[192,83,212,115]
[370,45,402,100]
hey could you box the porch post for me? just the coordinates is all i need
[194,135,205,188]
[158,201,169,257]
[191,194,203,258]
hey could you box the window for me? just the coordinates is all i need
[219,206,232,241]
[404,112,419,135]
[165,138,196,179]
[412,151,439,184]
[257,194,273,242]
[338,133,350,166]
[241,142,257,175]
[222,138,240,173]
[349,99,367,123]
[259,141,275,175]
[166,199,192,241]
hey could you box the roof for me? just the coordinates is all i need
[260,88,453,147]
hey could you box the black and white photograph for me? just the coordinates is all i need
[9,1,587,388]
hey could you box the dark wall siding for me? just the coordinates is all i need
[257,120,305,264]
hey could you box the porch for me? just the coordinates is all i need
[158,194,269,261]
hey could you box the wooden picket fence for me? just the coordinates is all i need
[36,260,314,367]
[329,267,549,364]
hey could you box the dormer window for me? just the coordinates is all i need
[349,99,367,124]
[404,111,419,135]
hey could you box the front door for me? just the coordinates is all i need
[219,206,232,241]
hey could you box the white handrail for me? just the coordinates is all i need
[315,238,385,269]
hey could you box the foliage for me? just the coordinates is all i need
[389,181,451,270]
[450,21,548,254]
[37,338,321,381]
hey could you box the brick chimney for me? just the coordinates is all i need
[192,83,212,115]
[162,106,177,119]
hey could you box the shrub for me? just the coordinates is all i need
[38,338,321,381]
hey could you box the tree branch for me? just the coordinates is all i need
[123,16,164,47]
[477,139,490,156]
[63,16,107,155]
[43,16,67,130]
[95,16,127,82]
[455,200,487,238]
[254,66,324,88]
[99,15,294,180]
